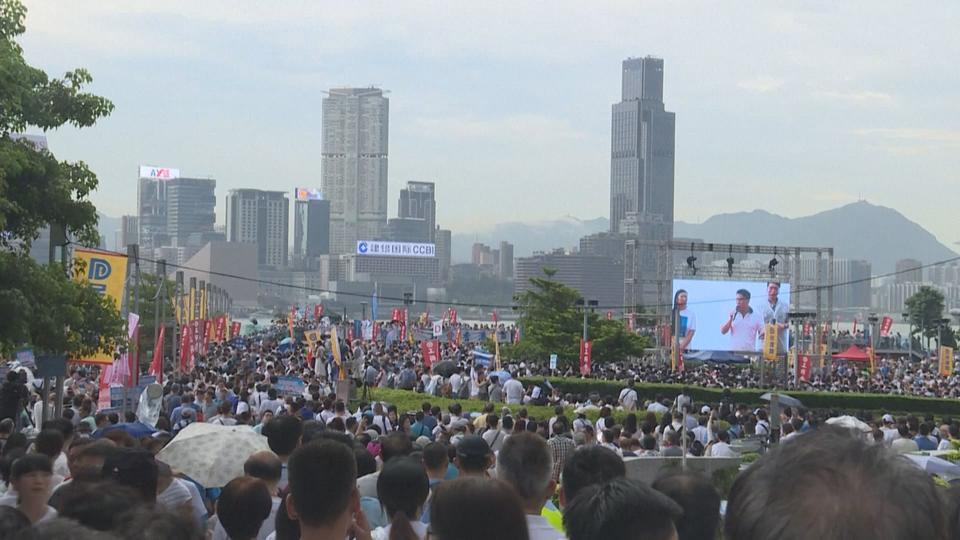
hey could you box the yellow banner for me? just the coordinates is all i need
[304,329,321,347]
[763,323,779,361]
[330,327,344,380]
[72,248,128,364]
[940,346,954,377]
[189,282,197,321]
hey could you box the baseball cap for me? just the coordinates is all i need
[882,414,894,423]
[456,435,492,459]
[701,406,711,414]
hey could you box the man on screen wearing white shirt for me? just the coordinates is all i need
[720,289,764,352]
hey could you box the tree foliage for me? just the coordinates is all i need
[0,0,120,357]
[904,286,954,348]
[506,268,650,366]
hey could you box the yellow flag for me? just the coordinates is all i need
[330,327,344,380]
[72,248,128,364]
[763,323,779,361]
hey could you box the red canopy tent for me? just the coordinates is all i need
[832,345,870,362]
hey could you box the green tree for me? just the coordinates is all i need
[904,286,952,349]
[0,0,120,357]
[507,268,649,366]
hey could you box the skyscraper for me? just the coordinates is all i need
[610,57,676,236]
[226,189,290,268]
[167,177,216,245]
[292,188,331,265]
[498,241,514,279]
[398,181,436,242]
[321,87,389,254]
[116,215,139,251]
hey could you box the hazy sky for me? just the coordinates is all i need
[18,1,960,245]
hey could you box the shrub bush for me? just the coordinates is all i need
[521,377,960,416]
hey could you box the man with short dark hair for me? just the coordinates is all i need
[420,441,451,525]
[548,416,575,483]
[653,472,721,540]
[559,445,626,508]
[286,441,364,540]
[211,451,283,540]
[263,415,302,491]
[454,435,494,477]
[497,432,558,540]
[564,478,682,540]
[725,426,949,540]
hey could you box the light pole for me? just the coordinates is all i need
[361,301,368,321]
[575,298,598,342]
[902,312,913,362]
[937,318,951,350]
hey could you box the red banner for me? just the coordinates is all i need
[372,321,379,342]
[492,310,498,324]
[392,308,401,322]
[852,319,858,335]
[150,326,165,382]
[201,320,211,351]
[179,325,192,372]
[231,322,241,339]
[190,319,202,360]
[880,316,893,337]
[347,327,354,342]
[798,354,812,382]
[579,339,592,376]
[449,308,458,324]
[606,311,613,320]
[628,313,636,331]
[421,340,440,369]
[215,316,227,343]
[314,304,323,321]
[803,320,812,336]
[455,326,462,346]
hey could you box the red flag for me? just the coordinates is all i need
[450,308,458,324]
[372,322,379,342]
[798,355,812,382]
[392,308,401,322]
[421,340,440,369]
[880,316,893,337]
[579,339,592,376]
[455,326,462,346]
[179,325,192,372]
[492,310,498,324]
[150,326,165,382]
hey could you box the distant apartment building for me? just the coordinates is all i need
[292,188,331,267]
[321,87,389,254]
[515,251,623,311]
[895,258,923,284]
[226,189,289,268]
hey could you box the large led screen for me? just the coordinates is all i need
[671,279,790,353]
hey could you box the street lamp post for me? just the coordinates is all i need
[361,302,368,321]
[902,313,912,362]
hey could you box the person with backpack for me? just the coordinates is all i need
[618,379,639,411]
[398,362,417,390]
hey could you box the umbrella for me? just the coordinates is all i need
[433,360,457,378]
[489,370,512,382]
[903,454,960,481]
[279,337,293,345]
[156,422,268,488]
[94,421,157,440]
[760,392,803,408]
[825,415,872,432]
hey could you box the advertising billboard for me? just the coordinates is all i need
[294,188,323,201]
[671,279,791,354]
[138,165,180,180]
[356,240,436,258]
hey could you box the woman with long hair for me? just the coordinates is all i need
[372,457,429,540]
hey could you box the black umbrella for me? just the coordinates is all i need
[433,360,457,378]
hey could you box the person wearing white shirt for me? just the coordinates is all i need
[449,371,463,395]
[1,454,58,525]
[720,289,764,352]
[258,389,283,417]
[707,431,737,458]
[618,380,639,411]
[503,378,525,405]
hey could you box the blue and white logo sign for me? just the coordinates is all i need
[356,241,436,258]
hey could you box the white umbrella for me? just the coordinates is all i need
[903,454,960,481]
[156,422,269,488]
[825,415,872,432]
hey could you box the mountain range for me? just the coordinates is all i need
[451,202,957,273]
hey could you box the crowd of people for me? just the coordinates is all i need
[0,321,959,539]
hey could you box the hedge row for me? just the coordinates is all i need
[521,377,960,416]
[363,388,639,425]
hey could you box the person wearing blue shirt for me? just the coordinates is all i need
[914,424,938,451]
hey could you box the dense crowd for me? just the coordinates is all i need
[0,322,960,539]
